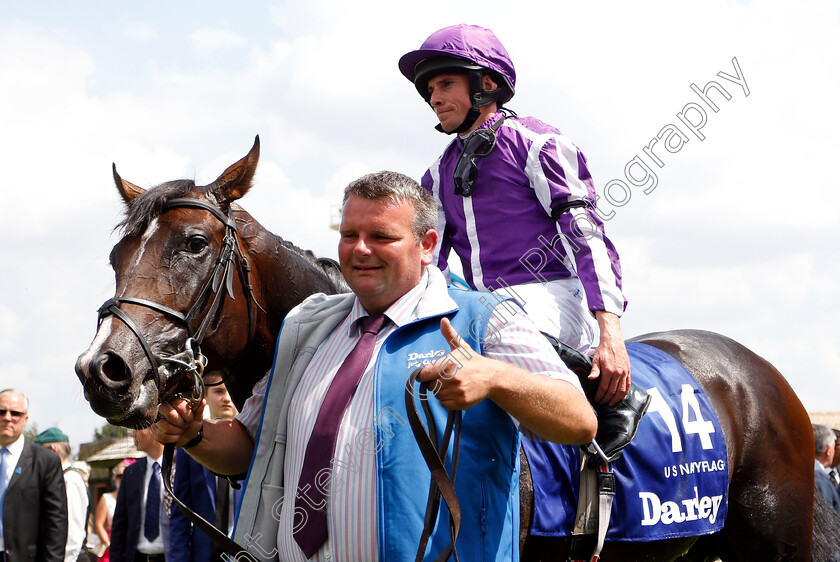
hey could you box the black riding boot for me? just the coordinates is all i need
[553,340,651,466]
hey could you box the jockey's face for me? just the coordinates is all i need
[338,195,436,316]
[427,72,499,134]
[427,73,472,133]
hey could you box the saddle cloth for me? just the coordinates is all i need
[524,342,729,541]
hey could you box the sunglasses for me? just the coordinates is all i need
[0,409,26,419]
[453,128,498,197]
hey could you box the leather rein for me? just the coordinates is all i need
[97,197,259,555]
[405,368,463,562]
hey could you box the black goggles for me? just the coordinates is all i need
[453,128,498,197]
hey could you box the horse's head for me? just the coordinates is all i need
[76,137,262,428]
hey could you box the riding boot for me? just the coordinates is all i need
[553,339,652,467]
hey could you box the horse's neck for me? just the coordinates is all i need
[223,210,343,407]
[244,222,343,351]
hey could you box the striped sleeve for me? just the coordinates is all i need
[532,128,625,315]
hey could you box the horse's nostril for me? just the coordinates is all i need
[100,352,131,383]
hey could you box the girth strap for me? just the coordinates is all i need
[568,458,616,562]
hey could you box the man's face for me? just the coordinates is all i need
[0,393,28,447]
[427,73,473,133]
[832,437,840,469]
[132,427,159,456]
[338,195,436,316]
[204,374,238,420]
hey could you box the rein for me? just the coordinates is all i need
[405,368,463,562]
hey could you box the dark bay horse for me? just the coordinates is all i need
[76,138,822,560]
[75,136,346,427]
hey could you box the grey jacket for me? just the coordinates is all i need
[233,268,457,561]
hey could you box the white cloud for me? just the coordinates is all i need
[124,21,159,42]
[0,305,23,355]
[188,28,247,53]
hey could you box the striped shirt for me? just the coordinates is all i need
[236,270,580,561]
[422,110,627,316]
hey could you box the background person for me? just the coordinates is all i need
[110,429,165,562]
[830,429,840,490]
[814,423,840,512]
[398,24,649,461]
[169,372,241,562]
[0,388,67,562]
[94,460,128,562]
[35,427,91,562]
[152,171,596,561]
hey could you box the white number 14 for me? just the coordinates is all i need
[646,384,715,453]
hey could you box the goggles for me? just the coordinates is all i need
[453,128,497,196]
[452,113,507,196]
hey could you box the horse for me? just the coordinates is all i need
[75,136,346,428]
[76,138,823,561]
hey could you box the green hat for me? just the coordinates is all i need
[34,427,69,444]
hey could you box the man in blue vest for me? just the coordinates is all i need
[153,171,597,561]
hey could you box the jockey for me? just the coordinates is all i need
[399,24,650,463]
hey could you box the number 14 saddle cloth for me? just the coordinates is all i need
[523,342,729,541]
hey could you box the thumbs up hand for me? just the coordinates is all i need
[415,317,497,410]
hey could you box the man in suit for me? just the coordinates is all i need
[169,372,241,562]
[813,423,840,513]
[0,388,67,562]
[110,428,165,562]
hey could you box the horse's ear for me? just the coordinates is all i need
[113,163,146,204]
[209,135,260,205]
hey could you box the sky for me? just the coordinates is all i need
[1,0,838,453]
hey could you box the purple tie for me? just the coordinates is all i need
[293,314,387,557]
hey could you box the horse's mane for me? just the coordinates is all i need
[274,234,348,291]
[116,179,348,291]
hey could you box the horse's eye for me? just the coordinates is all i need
[185,236,208,253]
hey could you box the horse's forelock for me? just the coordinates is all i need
[117,179,198,237]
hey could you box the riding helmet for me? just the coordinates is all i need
[399,24,516,133]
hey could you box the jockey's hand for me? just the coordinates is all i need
[152,397,205,447]
[589,311,631,406]
[416,318,494,411]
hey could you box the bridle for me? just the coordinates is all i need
[96,197,260,396]
[97,196,261,556]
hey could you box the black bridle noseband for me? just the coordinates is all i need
[97,197,259,395]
